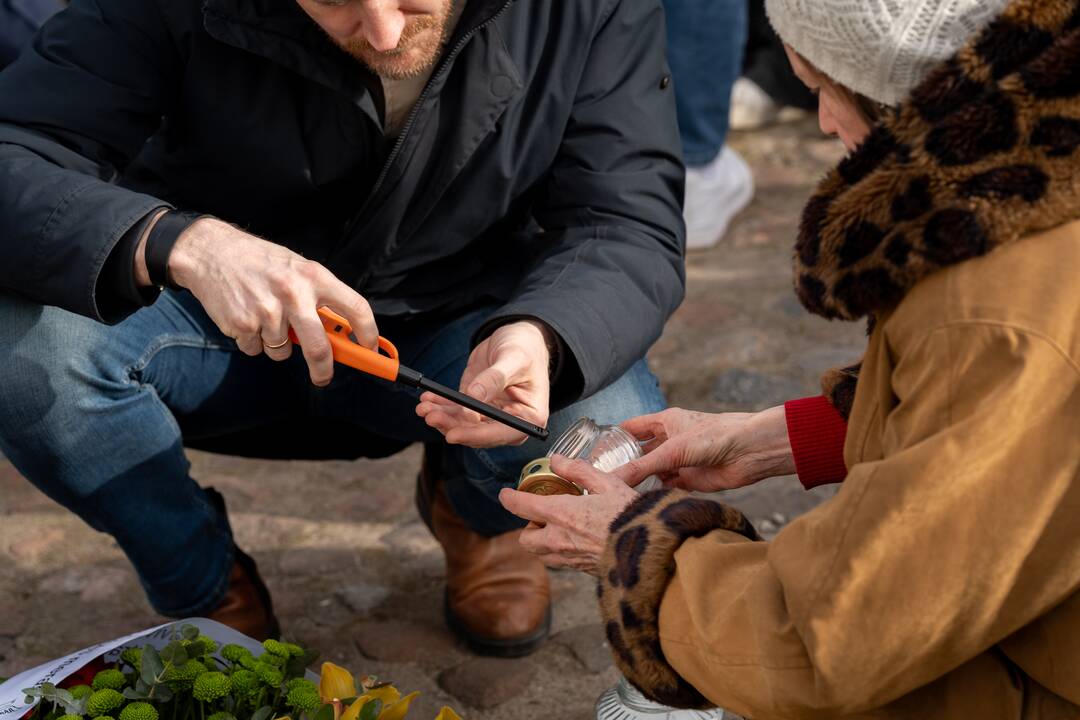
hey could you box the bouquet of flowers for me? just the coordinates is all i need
[15,625,458,720]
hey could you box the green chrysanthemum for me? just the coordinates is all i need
[92,715,116,720]
[219,645,250,664]
[253,662,283,689]
[86,688,124,716]
[261,640,290,658]
[192,672,231,703]
[282,643,304,658]
[285,683,321,715]
[285,678,313,693]
[258,652,286,668]
[56,714,82,720]
[206,713,236,720]
[69,685,93,700]
[238,654,259,671]
[119,702,158,720]
[91,670,127,692]
[120,648,142,671]
[228,668,258,700]
[164,659,207,690]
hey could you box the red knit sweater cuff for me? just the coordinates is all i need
[784,396,848,490]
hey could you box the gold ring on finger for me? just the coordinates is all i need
[263,337,289,350]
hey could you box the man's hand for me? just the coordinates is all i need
[499,456,637,575]
[416,320,552,447]
[150,217,378,386]
[611,405,796,492]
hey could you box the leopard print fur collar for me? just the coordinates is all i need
[795,0,1080,322]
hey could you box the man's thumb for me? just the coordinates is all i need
[466,365,510,403]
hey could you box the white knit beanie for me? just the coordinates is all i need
[765,0,1012,106]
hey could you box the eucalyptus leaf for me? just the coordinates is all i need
[357,699,382,720]
[160,641,187,667]
[141,645,165,684]
[180,625,200,641]
[150,684,173,703]
[123,687,150,701]
[184,640,207,658]
[311,704,333,720]
[251,705,273,720]
[135,678,151,695]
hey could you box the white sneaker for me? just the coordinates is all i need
[684,145,754,251]
[595,676,726,720]
[729,77,781,131]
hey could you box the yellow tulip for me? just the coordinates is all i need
[434,707,462,720]
[378,691,419,720]
[320,662,358,704]
[341,697,370,720]
[366,686,401,707]
[341,684,405,720]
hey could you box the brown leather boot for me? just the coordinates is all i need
[207,547,281,642]
[417,451,551,658]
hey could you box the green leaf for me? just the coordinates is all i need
[311,705,333,720]
[180,625,200,642]
[357,700,382,720]
[141,646,165,685]
[184,640,207,658]
[283,656,307,681]
[159,641,188,667]
[123,688,149,701]
[251,706,273,720]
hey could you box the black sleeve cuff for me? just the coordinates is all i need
[96,208,165,323]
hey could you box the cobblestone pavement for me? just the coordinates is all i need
[0,118,864,719]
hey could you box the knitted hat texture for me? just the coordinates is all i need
[764,0,1010,105]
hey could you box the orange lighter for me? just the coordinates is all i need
[289,307,549,441]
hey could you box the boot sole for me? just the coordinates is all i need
[444,590,552,658]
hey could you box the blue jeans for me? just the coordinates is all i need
[663,0,748,166]
[0,290,664,617]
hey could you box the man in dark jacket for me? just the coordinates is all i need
[0,0,684,654]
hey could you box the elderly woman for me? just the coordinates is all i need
[500,0,1080,715]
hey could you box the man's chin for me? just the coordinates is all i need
[362,52,436,80]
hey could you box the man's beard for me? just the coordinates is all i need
[333,1,454,80]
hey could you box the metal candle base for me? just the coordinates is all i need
[517,458,584,496]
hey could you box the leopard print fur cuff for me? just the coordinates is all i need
[597,488,760,709]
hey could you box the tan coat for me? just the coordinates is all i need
[652,223,1080,717]
[597,1,1080,716]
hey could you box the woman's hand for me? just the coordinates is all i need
[498,455,637,575]
[611,405,795,492]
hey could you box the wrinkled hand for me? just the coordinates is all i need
[416,320,551,447]
[610,405,795,492]
[161,217,377,386]
[499,456,637,575]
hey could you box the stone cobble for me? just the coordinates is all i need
[0,118,865,718]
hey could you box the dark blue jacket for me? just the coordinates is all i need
[0,0,60,68]
[0,0,685,402]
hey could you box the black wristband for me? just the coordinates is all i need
[145,210,204,290]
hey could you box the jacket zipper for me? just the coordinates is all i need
[345,0,514,283]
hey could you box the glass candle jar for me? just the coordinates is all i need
[517,417,660,495]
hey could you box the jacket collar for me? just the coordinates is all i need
[795,0,1080,321]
